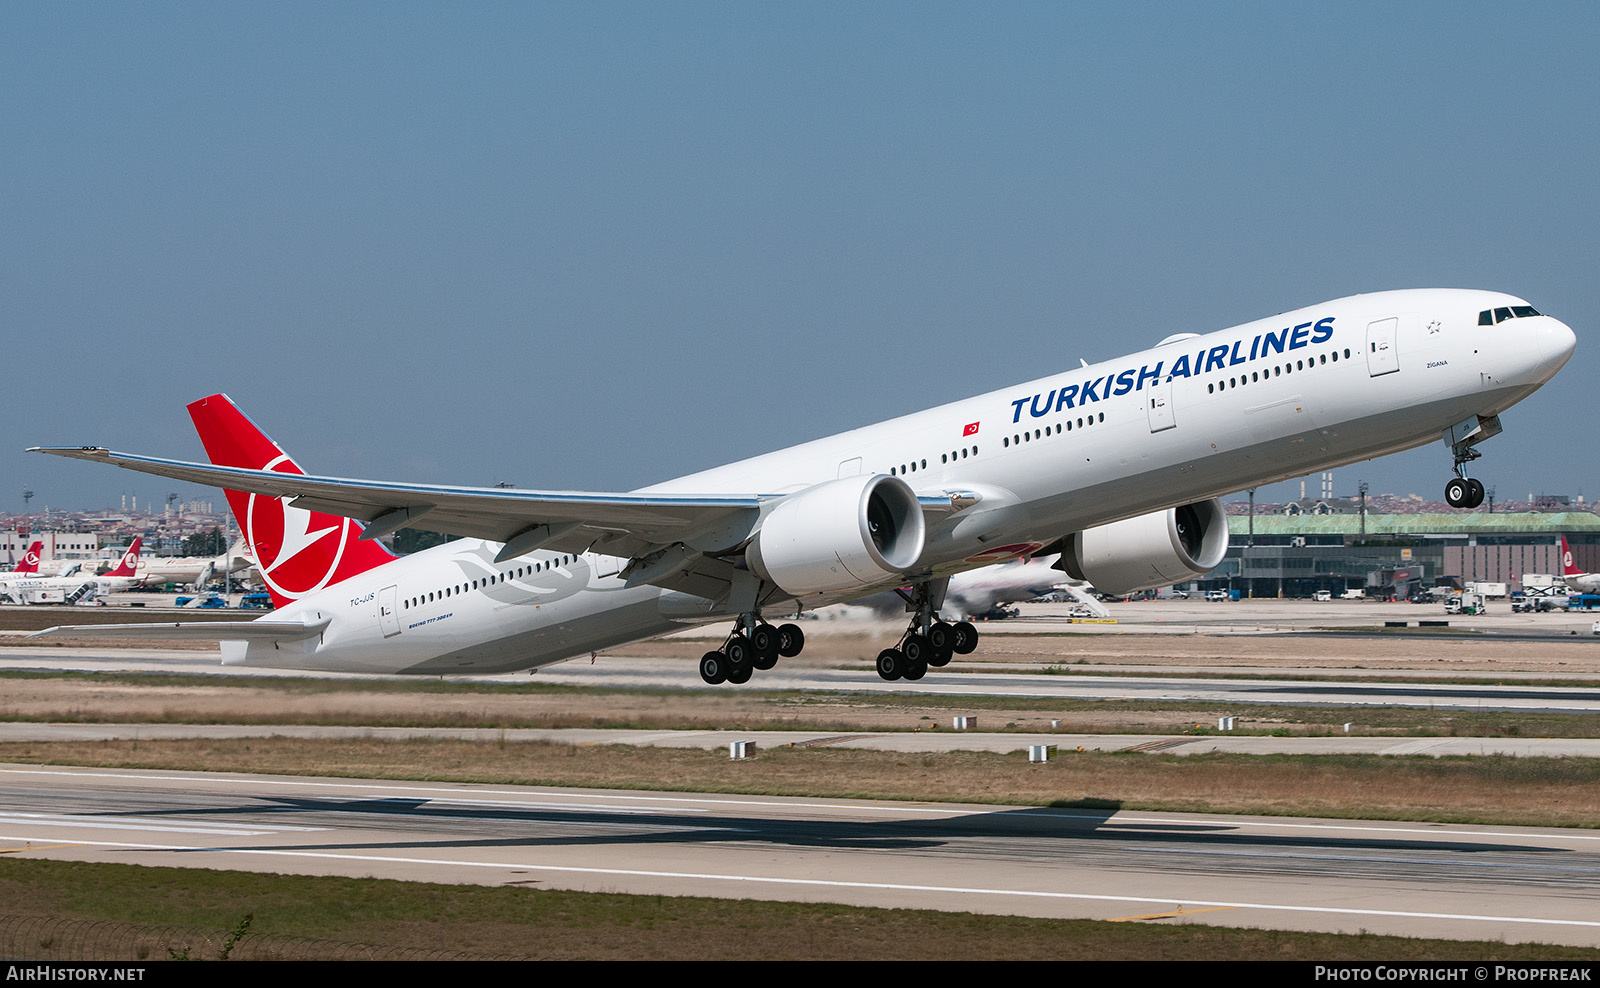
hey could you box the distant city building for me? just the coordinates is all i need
[0,531,102,561]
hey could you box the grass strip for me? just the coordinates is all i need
[0,857,1592,961]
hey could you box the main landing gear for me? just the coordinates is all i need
[696,582,982,686]
[873,618,977,681]
[875,582,977,682]
[698,613,805,685]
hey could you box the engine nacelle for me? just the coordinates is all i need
[1059,499,1229,595]
[746,474,925,596]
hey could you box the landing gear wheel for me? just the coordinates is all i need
[749,623,780,665]
[725,634,753,671]
[727,663,753,685]
[951,621,979,655]
[876,648,905,681]
[901,633,933,666]
[1446,477,1486,509]
[926,621,954,667]
[902,656,928,681]
[699,651,729,685]
[777,623,806,658]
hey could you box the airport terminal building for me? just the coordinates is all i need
[1194,507,1600,598]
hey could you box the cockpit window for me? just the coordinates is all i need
[1478,305,1544,325]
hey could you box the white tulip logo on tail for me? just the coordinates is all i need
[187,392,399,610]
[245,454,353,601]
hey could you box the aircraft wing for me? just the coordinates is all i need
[29,446,971,563]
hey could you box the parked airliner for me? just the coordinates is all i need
[32,289,1575,683]
[132,544,250,589]
[0,539,143,604]
[1557,536,1600,594]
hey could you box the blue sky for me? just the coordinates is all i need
[5,2,1597,515]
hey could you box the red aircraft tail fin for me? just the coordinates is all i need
[12,541,42,575]
[1560,535,1583,577]
[187,394,398,609]
[104,537,142,577]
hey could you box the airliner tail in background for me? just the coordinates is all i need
[9,541,43,575]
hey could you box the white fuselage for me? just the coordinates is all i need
[239,289,1574,674]
[134,554,238,587]
[1564,573,1600,595]
[0,572,141,603]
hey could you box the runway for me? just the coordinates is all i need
[1,764,1597,947]
[5,644,1600,715]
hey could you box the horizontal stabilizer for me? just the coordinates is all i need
[29,617,331,643]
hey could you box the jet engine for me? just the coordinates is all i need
[745,474,925,596]
[1058,499,1229,595]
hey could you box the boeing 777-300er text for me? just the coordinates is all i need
[31,289,1576,683]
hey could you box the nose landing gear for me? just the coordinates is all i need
[1442,414,1500,509]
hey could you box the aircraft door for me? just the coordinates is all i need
[1367,318,1399,376]
[1146,379,1175,432]
[378,585,401,638]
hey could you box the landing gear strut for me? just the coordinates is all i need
[876,580,977,682]
[698,611,806,686]
[1442,414,1500,509]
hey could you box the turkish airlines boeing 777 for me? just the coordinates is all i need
[31,289,1576,683]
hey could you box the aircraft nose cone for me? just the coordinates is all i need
[1538,318,1578,375]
